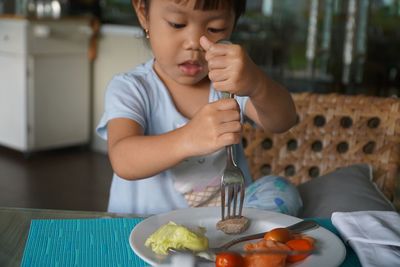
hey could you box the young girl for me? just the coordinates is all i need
[96,0,302,216]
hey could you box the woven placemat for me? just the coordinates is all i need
[21,218,148,267]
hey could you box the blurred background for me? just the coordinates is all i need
[0,0,399,211]
[236,0,400,96]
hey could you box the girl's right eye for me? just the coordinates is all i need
[168,22,185,29]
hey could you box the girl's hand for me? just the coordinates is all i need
[181,98,242,157]
[200,36,262,97]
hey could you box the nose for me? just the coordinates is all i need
[182,28,205,52]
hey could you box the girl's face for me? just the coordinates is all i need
[136,0,235,86]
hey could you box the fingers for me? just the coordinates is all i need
[200,36,228,53]
[219,127,242,145]
[200,36,241,93]
[219,109,241,125]
[192,100,242,149]
[213,98,239,111]
[218,120,242,134]
[208,57,229,70]
[208,69,229,83]
[215,107,242,145]
[205,99,241,129]
[212,80,237,92]
[200,36,213,52]
[213,101,241,141]
[200,36,230,60]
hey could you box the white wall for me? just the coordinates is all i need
[92,25,152,153]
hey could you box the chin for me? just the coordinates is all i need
[177,75,207,85]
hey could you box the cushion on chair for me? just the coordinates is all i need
[242,92,400,211]
[297,164,395,218]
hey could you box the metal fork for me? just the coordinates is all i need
[220,92,245,220]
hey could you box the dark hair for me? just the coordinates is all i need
[141,0,246,24]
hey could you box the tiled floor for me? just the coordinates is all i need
[0,145,113,212]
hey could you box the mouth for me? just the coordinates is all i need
[178,60,204,76]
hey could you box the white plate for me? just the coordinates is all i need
[129,207,346,267]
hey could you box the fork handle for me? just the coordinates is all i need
[222,92,236,166]
[226,145,235,165]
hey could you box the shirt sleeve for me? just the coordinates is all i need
[96,73,149,140]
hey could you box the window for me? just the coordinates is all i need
[232,0,400,96]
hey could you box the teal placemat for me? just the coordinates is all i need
[21,218,148,267]
[22,217,361,267]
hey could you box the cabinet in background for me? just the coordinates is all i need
[0,18,91,152]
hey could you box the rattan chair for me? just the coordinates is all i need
[242,92,400,210]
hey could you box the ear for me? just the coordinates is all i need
[132,0,148,29]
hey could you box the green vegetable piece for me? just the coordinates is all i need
[145,221,209,255]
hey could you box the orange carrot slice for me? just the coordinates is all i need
[285,238,314,263]
[244,239,290,267]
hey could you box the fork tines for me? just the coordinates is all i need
[221,178,245,220]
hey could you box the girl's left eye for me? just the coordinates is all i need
[208,28,226,33]
[169,22,185,29]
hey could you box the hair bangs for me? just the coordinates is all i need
[197,0,246,23]
[193,0,229,11]
[144,0,246,23]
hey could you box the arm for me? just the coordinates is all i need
[107,98,241,180]
[200,36,297,133]
[107,118,187,180]
[244,69,297,133]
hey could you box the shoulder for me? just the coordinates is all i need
[108,59,156,90]
[105,59,160,100]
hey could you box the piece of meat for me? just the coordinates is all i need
[216,216,250,235]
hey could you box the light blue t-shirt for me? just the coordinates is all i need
[96,59,252,216]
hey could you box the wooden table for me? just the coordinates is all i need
[0,207,138,267]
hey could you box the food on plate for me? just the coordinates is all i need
[145,221,208,255]
[243,239,290,267]
[235,228,315,267]
[215,251,244,267]
[216,216,250,234]
[292,233,316,246]
[285,238,314,263]
[264,227,292,243]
